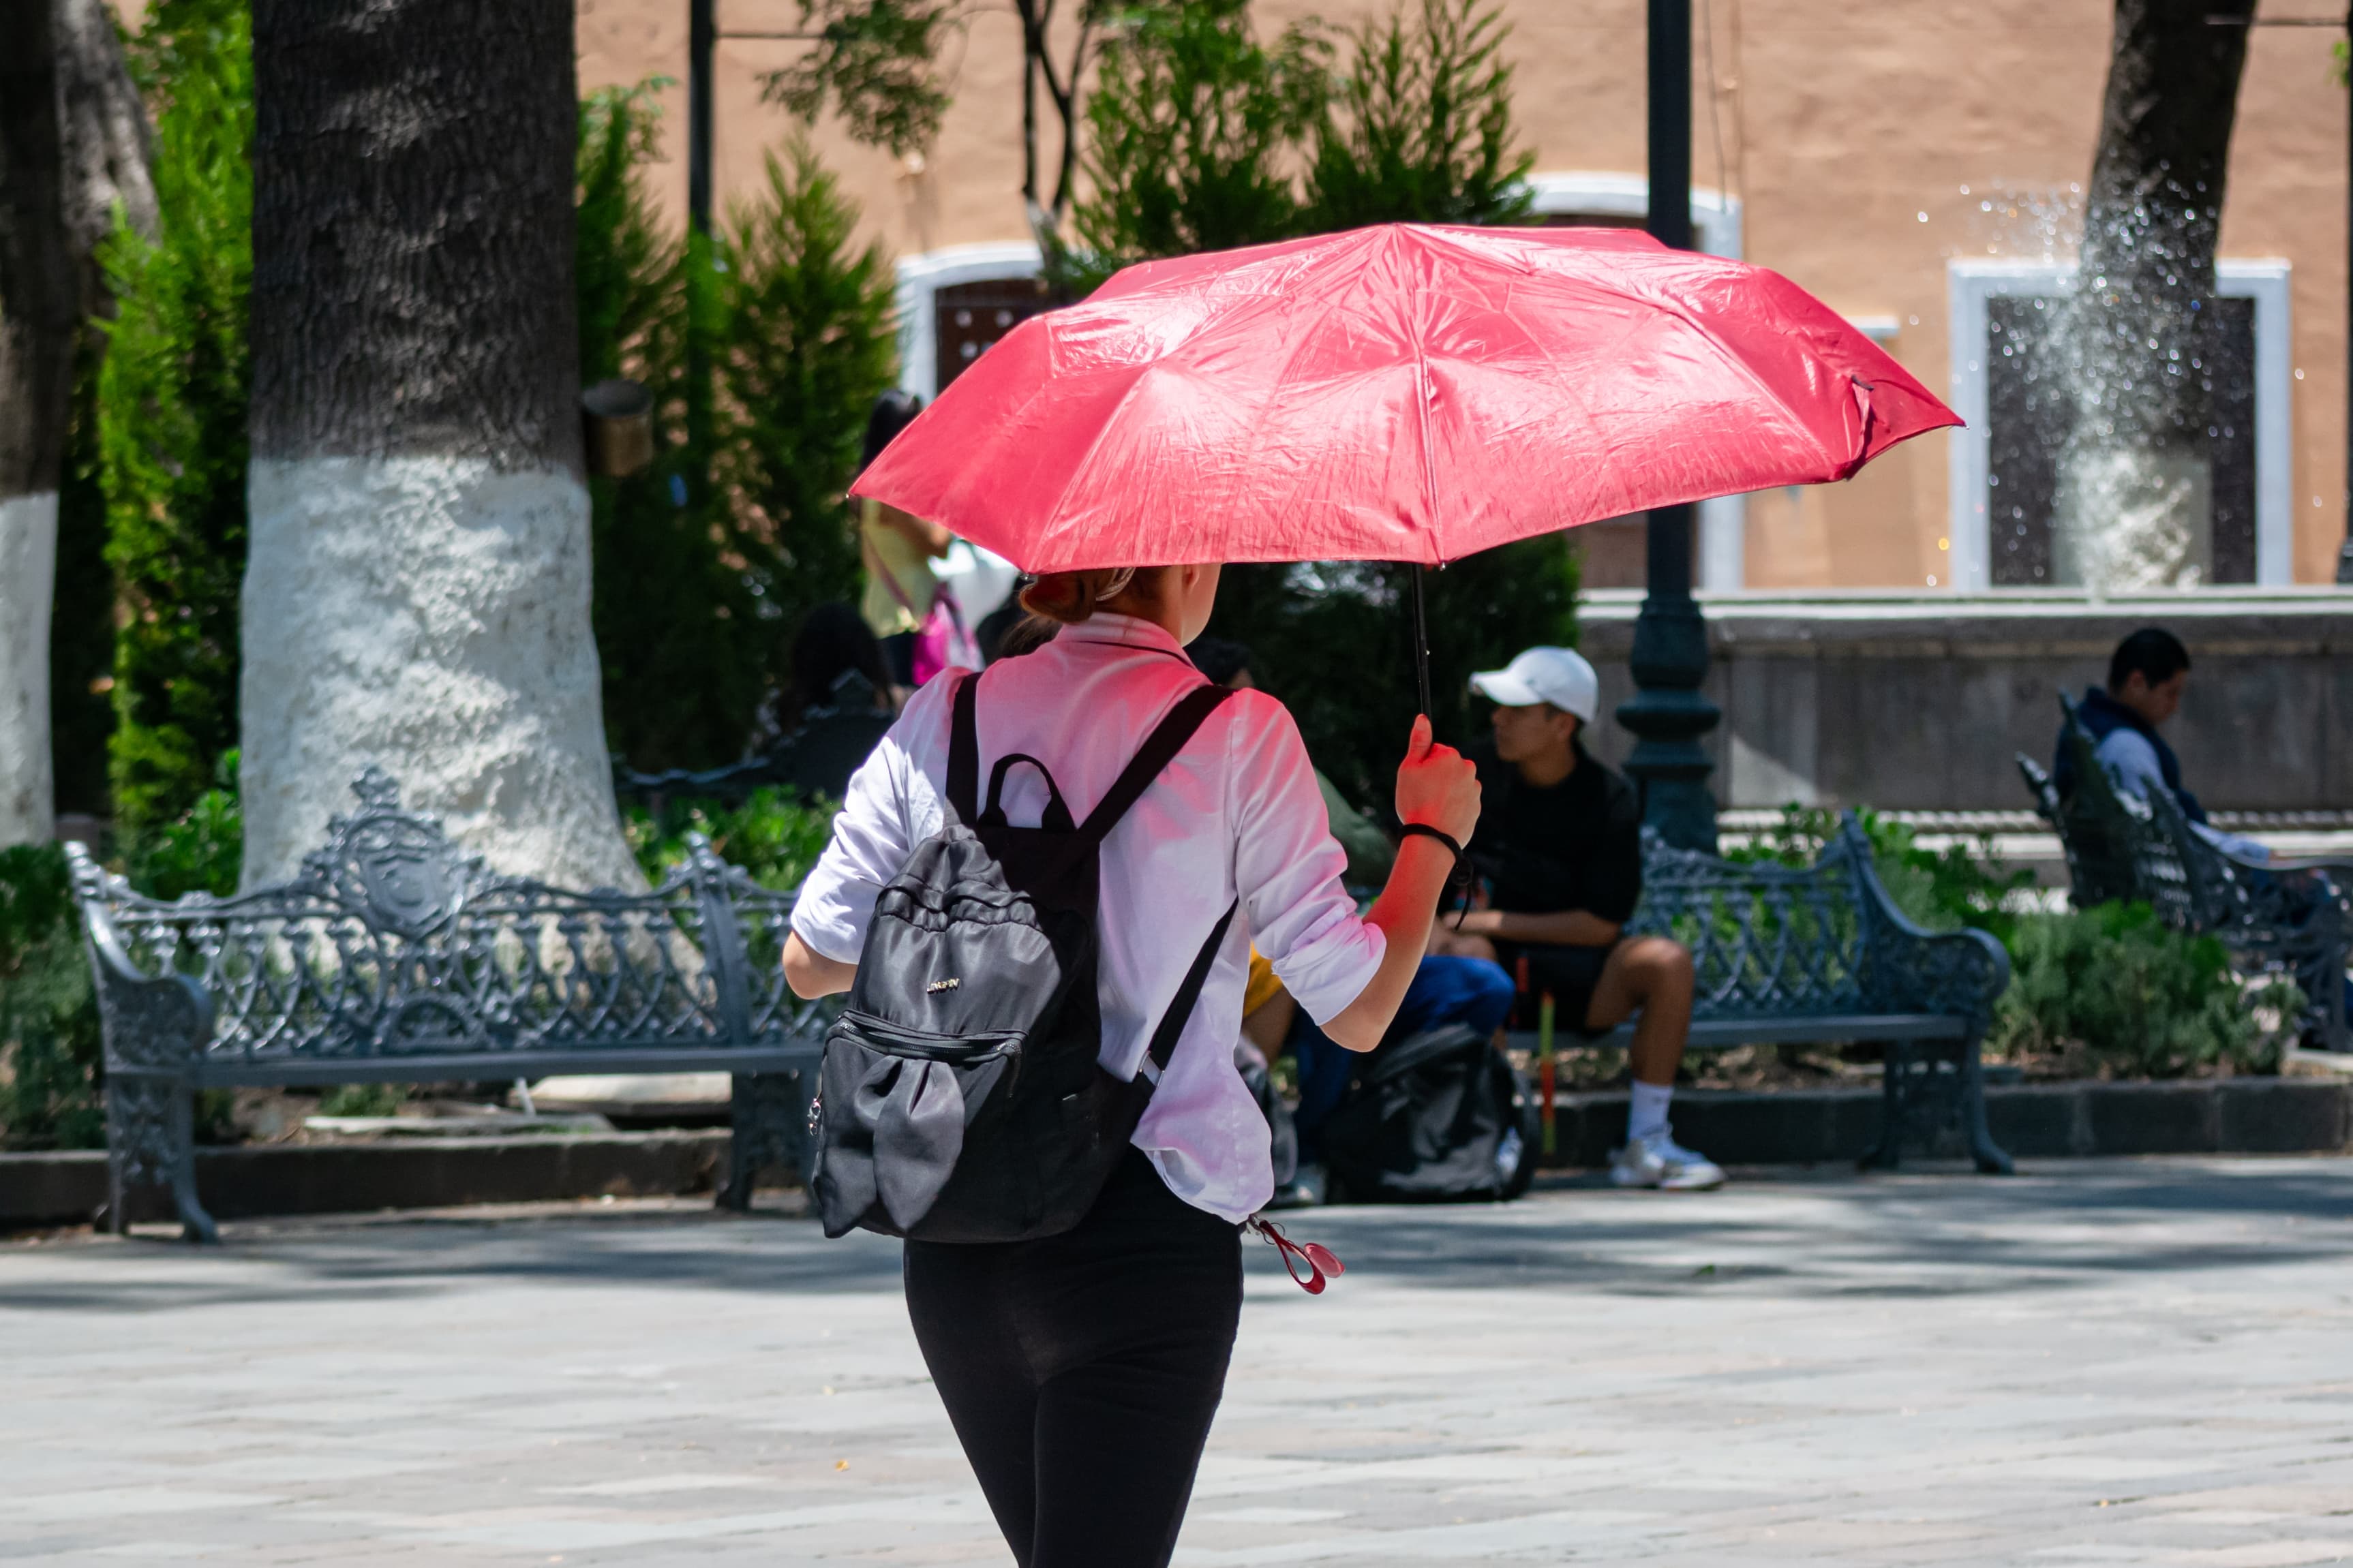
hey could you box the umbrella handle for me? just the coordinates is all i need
[1410,564,1433,720]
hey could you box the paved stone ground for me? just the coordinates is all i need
[5,1156,2352,1566]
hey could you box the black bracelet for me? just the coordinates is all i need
[1397,822,1463,861]
[1400,823,1476,932]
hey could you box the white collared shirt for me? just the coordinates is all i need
[791,612,1385,1222]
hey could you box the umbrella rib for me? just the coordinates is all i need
[1035,360,1168,563]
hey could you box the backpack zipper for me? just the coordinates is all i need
[830,1009,1025,1064]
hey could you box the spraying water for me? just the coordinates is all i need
[2041,0,2255,594]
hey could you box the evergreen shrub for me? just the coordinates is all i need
[1301,0,1534,231]
[1057,0,1327,291]
[1058,0,1560,808]
[1210,549,1579,812]
[0,846,104,1150]
[623,788,836,893]
[1727,804,2037,944]
[1992,902,2303,1079]
[97,0,252,842]
[121,750,241,901]
[580,92,894,771]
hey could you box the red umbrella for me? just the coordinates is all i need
[854,224,1958,704]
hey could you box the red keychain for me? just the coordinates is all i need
[1246,1216,1346,1294]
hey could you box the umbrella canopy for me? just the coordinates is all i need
[853,224,1959,572]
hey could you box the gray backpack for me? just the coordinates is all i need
[811,668,1236,1242]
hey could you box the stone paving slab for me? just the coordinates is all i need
[3,1157,2352,1565]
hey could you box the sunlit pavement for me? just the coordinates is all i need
[4,1156,2350,1565]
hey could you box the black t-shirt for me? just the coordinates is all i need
[1465,739,1643,924]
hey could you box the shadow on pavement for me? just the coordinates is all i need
[4,1158,2346,1316]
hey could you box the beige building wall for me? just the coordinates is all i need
[579,0,2348,587]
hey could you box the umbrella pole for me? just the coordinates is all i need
[1410,564,1433,720]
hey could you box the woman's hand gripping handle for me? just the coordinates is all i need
[1322,716,1482,1053]
[1393,712,1481,852]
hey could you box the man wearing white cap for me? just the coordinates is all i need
[1438,646,1725,1192]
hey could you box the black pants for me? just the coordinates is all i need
[903,1147,1243,1568]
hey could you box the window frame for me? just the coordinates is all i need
[1944,257,2294,590]
[894,242,1048,403]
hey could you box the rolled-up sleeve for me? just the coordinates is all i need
[791,679,962,964]
[1228,694,1384,1025]
[789,737,913,964]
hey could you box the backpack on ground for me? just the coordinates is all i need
[811,671,1236,1242]
[1319,1023,1540,1203]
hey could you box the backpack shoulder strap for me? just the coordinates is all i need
[1078,683,1236,848]
[1142,897,1239,1077]
[946,669,981,823]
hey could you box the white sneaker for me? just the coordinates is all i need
[1269,1163,1327,1210]
[1610,1131,1727,1191]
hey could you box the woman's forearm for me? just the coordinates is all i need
[783,932,858,998]
[1321,836,1456,1052]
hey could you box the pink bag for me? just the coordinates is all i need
[910,585,980,686]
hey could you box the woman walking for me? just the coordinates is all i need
[855,390,955,691]
[782,562,1480,1568]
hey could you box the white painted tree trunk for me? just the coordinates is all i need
[245,0,639,892]
[240,457,640,889]
[0,491,57,846]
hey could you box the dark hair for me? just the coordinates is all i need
[990,609,1062,661]
[1015,566,1180,629]
[975,600,1027,664]
[788,602,892,724]
[861,388,924,473]
[1187,636,1254,688]
[2108,627,2191,694]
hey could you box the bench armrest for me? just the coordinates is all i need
[67,847,215,1075]
[1840,816,2012,1032]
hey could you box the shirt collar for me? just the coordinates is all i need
[1057,612,1187,656]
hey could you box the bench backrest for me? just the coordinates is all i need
[2022,695,2199,926]
[618,673,894,805]
[1626,816,1959,1019]
[67,768,820,1074]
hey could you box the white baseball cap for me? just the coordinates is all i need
[1468,646,1598,723]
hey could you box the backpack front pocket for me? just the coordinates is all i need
[813,1013,1021,1236]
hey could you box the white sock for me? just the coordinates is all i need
[1627,1080,1673,1144]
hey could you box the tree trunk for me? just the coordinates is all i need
[0,4,78,847]
[0,0,155,847]
[53,0,159,266]
[243,0,638,889]
[2051,0,2255,591]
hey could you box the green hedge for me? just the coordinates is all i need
[1732,808,2300,1079]
[1992,903,2303,1079]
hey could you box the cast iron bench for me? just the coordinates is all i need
[1506,814,2014,1171]
[67,768,831,1240]
[2018,695,2352,1054]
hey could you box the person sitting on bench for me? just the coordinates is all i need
[1431,645,1725,1192]
[2057,627,2268,861]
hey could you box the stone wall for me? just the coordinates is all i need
[1576,589,2353,811]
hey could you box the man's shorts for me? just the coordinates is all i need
[1493,940,1621,1037]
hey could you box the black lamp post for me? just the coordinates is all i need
[1618,0,1723,850]
[684,0,717,488]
